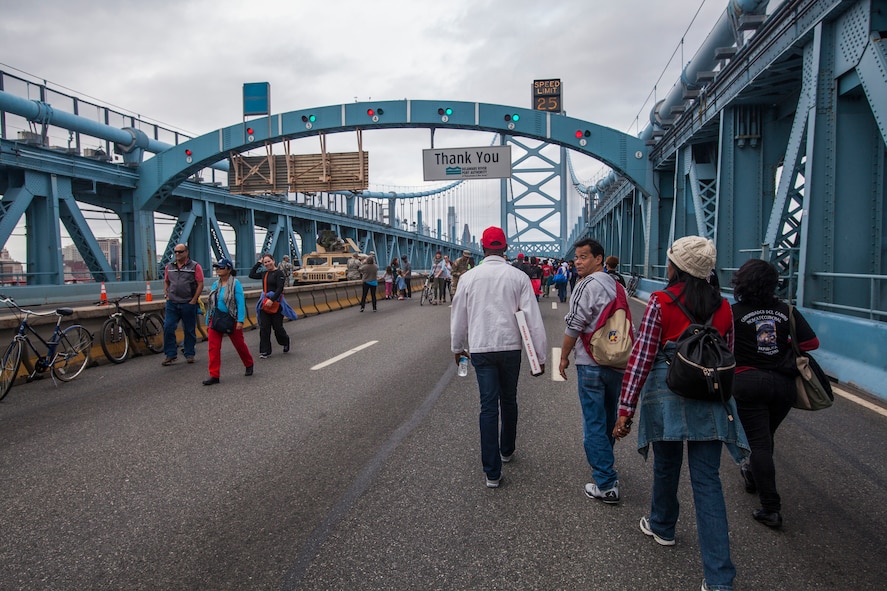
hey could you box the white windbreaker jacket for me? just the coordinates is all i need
[450,255,547,365]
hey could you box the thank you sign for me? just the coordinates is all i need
[422,146,512,181]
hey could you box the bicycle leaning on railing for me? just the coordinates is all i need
[0,295,94,401]
[96,293,164,364]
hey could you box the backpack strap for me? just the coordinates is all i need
[659,289,716,326]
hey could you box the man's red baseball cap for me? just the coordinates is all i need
[481,226,507,249]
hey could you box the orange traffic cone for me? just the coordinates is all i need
[145,282,153,302]
[100,281,108,303]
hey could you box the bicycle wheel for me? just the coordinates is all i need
[420,283,429,306]
[0,340,23,401]
[100,317,129,364]
[140,313,164,354]
[51,325,92,382]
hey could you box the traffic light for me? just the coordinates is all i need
[504,113,520,122]
[246,127,254,135]
[438,107,453,116]
[184,148,193,163]
[575,130,590,138]
[367,108,384,117]
[301,114,316,123]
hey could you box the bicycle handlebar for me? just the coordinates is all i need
[0,297,59,318]
[96,293,144,307]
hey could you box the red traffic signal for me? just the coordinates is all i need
[246,127,254,135]
[184,149,192,156]
[575,130,590,139]
[367,108,384,117]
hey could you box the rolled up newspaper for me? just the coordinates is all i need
[515,310,543,375]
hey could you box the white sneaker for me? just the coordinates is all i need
[485,476,501,488]
[501,453,513,463]
[585,481,620,504]
[639,516,675,546]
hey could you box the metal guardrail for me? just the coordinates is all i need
[811,272,887,320]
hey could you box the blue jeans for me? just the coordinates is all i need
[576,364,622,490]
[164,301,198,359]
[651,440,736,591]
[471,350,521,480]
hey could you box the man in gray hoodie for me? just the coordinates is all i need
[558,238,625,505]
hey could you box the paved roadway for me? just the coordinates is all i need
[0,293,885,591]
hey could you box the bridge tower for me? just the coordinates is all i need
[500,135,568,259]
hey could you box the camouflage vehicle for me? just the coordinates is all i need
[292,238,364,284]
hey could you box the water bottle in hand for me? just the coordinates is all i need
[458,355,469,377]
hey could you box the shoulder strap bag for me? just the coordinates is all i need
[787,304,833,410]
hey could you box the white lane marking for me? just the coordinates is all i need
[552,302,558,310]
[552,347,566,381]
[310,340,378,370]
[833,385,887,418]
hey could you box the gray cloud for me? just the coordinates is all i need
[1,0,733,219]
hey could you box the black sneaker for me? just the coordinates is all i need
[283,343,290,353]
[244,365,254,376]
[753,509,782,528]
[203,377,220,386]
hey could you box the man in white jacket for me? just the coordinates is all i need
[450,226,547,488]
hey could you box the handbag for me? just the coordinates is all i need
[261,297,280,314]
[210,308,236,334]
[261,274,281,314]
[788,304,833,411]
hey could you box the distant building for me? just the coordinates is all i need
[0,248,25,285]
[62,238,121,283]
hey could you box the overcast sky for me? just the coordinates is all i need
[1,0,748,259]
[0,0,737,180]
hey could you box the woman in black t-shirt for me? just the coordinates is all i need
[731,259,819,529]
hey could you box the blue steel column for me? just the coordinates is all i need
[24,173,64,285]
[235,208,257,274]
[716,105,767,278]
[186,201,212,272]
[652,169,673,279]
[117,200,156,282]
[799,25,837,307]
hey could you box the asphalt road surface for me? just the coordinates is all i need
[1,294,885,590]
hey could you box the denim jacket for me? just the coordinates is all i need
[636,343,750,463]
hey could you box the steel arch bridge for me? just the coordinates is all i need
[1,89,650,285]
[133,99,649,266]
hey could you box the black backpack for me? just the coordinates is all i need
[661,291,736,416]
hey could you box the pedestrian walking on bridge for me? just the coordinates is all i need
[162,243,204,366]
[450,226,547,489]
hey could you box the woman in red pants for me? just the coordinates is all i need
[203,258,254,385]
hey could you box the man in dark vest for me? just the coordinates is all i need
[162,243,204,365]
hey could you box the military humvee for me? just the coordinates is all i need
[292,238,364,284]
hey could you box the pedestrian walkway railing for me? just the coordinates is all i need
[811,272,887,321]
